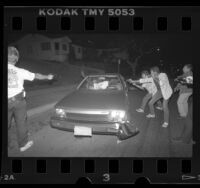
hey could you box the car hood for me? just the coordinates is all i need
[56,90,127,110]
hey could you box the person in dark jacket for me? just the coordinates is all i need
[174,64,193,118]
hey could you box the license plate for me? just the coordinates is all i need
[74,126,92,136]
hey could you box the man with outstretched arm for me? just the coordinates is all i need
[130,66,173,128]
[127,70,163,113]
[8,46,54,152]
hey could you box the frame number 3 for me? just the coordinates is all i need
[103,173,110,182]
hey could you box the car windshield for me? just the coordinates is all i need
[79,76,123,91]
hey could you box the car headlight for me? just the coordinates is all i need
[55,108,66,118]
[110,110,126,122]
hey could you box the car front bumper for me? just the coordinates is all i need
[50,117,135,135]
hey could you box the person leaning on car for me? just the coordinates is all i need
[8,46,54,152]
[131,66,173,128]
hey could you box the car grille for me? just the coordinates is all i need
[66,113,111,123]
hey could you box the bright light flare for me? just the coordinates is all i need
[110,110,126,122]
[55,108,66,118]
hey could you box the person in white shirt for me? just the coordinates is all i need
[8,46,54,152]
[127,70,162,113]
[132,66,173,128]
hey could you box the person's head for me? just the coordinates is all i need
[141,70,150,78]
[8,46,19,65]
[150,66,160,78]
[183,64,192,74]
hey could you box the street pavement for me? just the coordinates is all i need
[8,86,193,157]
[26,84,76,110]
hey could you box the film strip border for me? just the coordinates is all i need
[1,158,199,183]
[3,7,200,184]
[4,7,200,33]
[9,15,193,32]
[10,158,192,174]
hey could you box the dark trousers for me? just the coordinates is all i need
[140,93,152,110]
[180,98,193,143]
[148,91,169,123]
[8,98,28,148]
[140,93,163,111]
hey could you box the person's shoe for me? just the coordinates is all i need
[146,114,155,118]
[20,140,34,152]
[136,108,144,113]
[156,106,163,111]
[162,122,169,128]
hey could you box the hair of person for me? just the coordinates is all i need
[8,46,19,63]
[141,70,149,76]
[150,66,160,73]
[185,64,193,71]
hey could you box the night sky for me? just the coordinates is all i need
[8,33,193,67]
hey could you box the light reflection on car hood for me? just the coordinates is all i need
[56,90,127,111]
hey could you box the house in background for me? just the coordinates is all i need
[11,34,72,63]
[71,44,83,60]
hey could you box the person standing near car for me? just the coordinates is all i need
[174,64,193,118]
[172,73,193,144]
[147,66,172,127]
[127,70,163,113]
[8,46,54,152]
[133,66,172,128]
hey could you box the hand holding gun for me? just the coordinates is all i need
[174,76,192,86]
[185,76,193,84]
[174,76,193,91]
[47,74,54,80]
[47,74,58,85]
[182,76,193,88]
[35,73,54,80]
[127,79,140,84]
[127,79,144,90]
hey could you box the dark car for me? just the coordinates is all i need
[50,74,138,136]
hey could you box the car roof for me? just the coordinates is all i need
[87,73,122,78]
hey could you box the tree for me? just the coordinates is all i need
[124,39,160,77]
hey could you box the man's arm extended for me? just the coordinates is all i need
[132,83,145,90]
[35,73,54,80]
[127,78,152,85]
[139,77,153,84]
[174,73,187,81]
[127,79,145,90]
[127,79,140,84]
